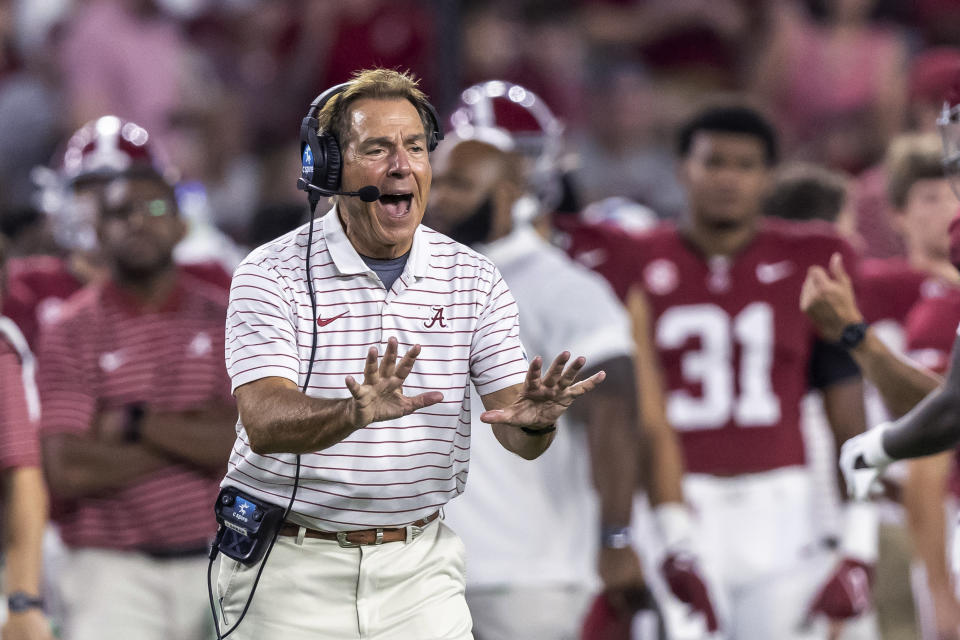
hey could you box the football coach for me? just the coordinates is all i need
[214,67,606,639]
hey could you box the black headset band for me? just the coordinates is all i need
[303,82,444,150]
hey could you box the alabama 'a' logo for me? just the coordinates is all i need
[424,306,447,328]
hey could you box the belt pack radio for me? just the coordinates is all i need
[213,486,284,566]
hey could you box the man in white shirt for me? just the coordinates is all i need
[216,68,604,640]
[430,136,645,639]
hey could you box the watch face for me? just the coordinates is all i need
[841,323,867,348]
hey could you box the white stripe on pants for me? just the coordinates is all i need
[59,548,211,640]
[217,519,473,639]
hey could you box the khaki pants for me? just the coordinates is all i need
[217,519,473,640]
[60,547,210,640]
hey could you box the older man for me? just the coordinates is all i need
[216,68,604,639]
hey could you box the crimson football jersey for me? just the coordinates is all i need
[563,218,860,475]
[905,283,960,375]
[4,256,84,348]
[904,284,960,497]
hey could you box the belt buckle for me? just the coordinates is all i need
[336,528,385,548]
[336,532,360,548]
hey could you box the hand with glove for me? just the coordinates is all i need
[838,423,893,501]
[655,503,719,633]
[807,502,878,624]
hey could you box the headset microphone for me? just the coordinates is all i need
[296,179,381,203]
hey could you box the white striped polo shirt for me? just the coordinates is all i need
[222,206,529,530]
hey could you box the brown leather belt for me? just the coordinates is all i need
[278,511,440,548]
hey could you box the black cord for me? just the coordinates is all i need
[208,197,322,638]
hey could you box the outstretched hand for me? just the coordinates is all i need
[345,337,444,428]
[479,351,605,429]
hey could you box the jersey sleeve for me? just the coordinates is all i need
[469,266,529,396]
[904,295,960,374]
[36,315,97,437]
[225,259,302,392]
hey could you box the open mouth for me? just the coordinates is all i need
[378,193,414,218]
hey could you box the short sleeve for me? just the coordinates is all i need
[36,316,97,437]
[0,329,40,470]
[226,260,302,392]
[469,267,528,396]
[904,295,960,375]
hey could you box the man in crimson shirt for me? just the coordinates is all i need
[0,236,53,640]
[563,105,875,639]
[34,165,237,640]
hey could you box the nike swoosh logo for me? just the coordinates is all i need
[756,260,794,284]
[317,311,348,327]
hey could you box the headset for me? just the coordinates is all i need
[296,81,444,204]
[208,79,444,639]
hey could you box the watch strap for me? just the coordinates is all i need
[7,591,43,613]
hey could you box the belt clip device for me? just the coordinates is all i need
[214,487,284,566]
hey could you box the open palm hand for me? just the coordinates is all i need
[345,337,444,428]
[480,351,605,430]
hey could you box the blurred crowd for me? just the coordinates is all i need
[0,0,957,259]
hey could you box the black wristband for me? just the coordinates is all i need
[520,424,556,436]
[123,404,146,443]
[7,591,43,613]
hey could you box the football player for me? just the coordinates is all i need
[441,81,717,638]
[565,103,877,639]
[801,126,960,639]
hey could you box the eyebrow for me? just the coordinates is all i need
[360,133,427,148]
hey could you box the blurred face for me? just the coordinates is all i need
[427,140,509,243]
[681,132,771,231]
[97,176,185,279]
[898,177,957,260]
[338,98,431,258]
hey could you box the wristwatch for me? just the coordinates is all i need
[838,322,868,350]
[600,525,633,549]
[123,403,147,443]
[7,591,43,613]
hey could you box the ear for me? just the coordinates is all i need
[492,181,521,234]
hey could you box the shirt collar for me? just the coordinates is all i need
[323,203,430,279]
[478,224,544,266]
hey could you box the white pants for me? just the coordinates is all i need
[217,519,473,640]
[59,547,210,640]
[638,467,876,640]
[467,585,591,640]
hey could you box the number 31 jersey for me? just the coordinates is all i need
[564,218,860,475]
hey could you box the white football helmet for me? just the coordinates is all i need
[34,116,177,251]
[449,80,566,218]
